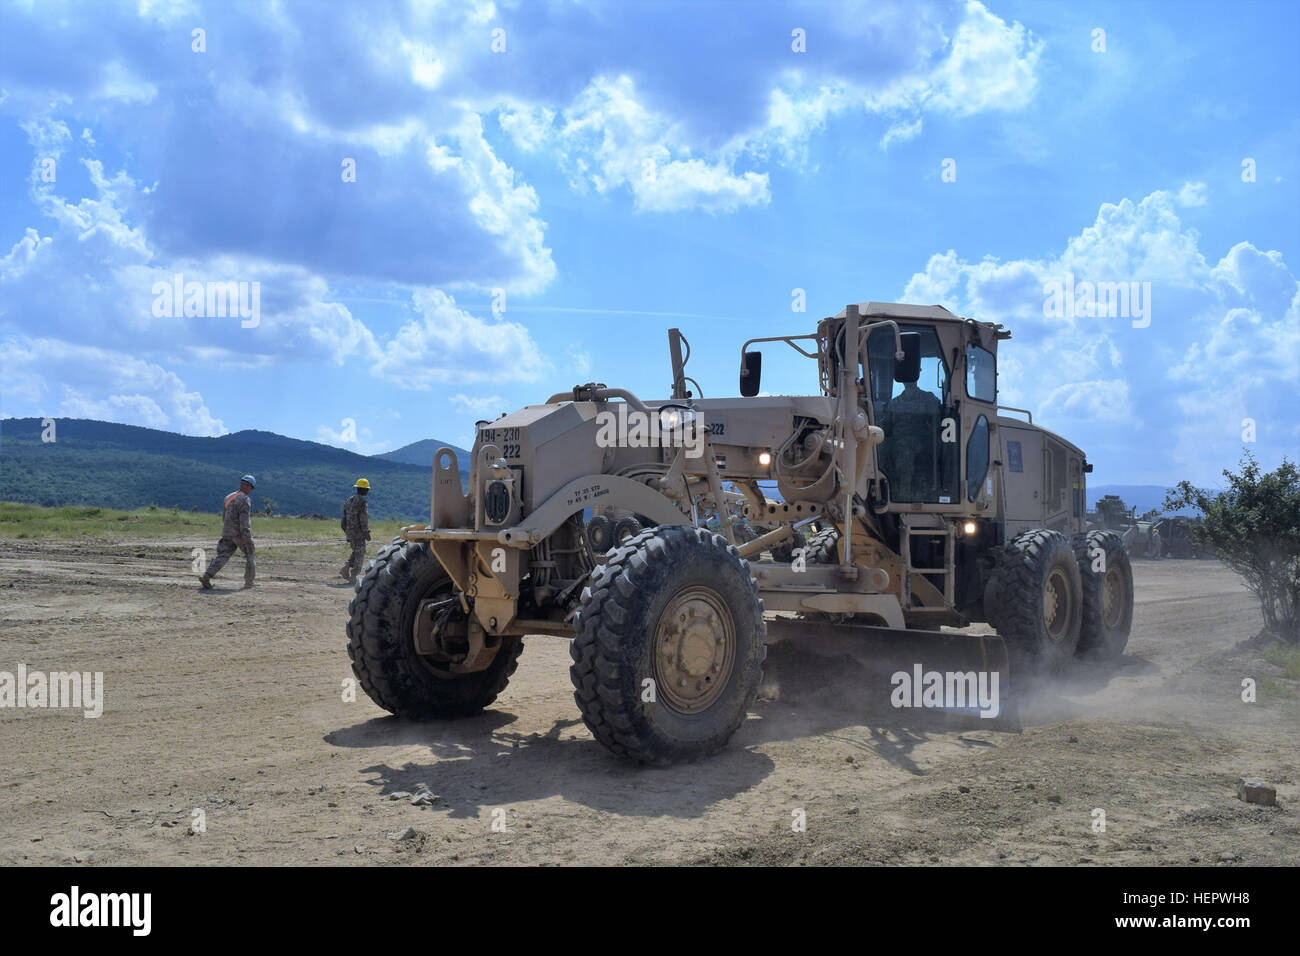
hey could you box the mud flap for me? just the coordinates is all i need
[763,618,1018,729]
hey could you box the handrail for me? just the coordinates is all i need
[544,385,653,413]
[996,405,1033,423]
[739,332,820,361]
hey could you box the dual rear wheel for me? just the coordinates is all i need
[586,514,643,553]
[987,528,1134,674]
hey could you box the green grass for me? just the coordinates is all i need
[0,501,412,542]
[1263,642,1300,680]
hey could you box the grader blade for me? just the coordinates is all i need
[763,618,1017,726]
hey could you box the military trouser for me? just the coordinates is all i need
[206,536,255,586]
[342,537,367,576]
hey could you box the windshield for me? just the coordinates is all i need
[867,325,959,504]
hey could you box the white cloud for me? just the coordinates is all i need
[500,1,1041,208]
[1041,379,1134,424]
[566,344,592,375]
[449,393,508,416]
[442,113,556,293]
[925,0,1041,115]
[315,420,391,456]
[880,118,923,149]
[373,290,548,389]
[502,76,771,213]
[0,337,224,435]
[1,143,382,368]
[94,60,158,104]
[901,185,1300,483]
[1177,181,1208,207]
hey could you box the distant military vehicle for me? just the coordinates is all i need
[1088,494,1160,558]
[1151,515,1210,559]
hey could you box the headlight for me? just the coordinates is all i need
[659,407,696,431]
[484,480,512,525]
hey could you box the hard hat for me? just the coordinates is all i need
[241,474,256,488]
[355,478,370,489]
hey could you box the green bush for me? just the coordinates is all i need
[1166,452,1300,643]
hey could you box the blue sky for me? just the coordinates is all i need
[1,0,1297,486]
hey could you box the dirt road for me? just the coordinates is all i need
[1,536,1295,865]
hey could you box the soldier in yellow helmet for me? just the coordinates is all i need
[340,478,371,585]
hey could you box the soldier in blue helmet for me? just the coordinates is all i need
[199,474,257,589]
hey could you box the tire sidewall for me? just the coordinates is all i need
[1075,530,1134,660]
[571,527,766,763]
[586,515,613,552]
[626,540,765,751]
[1039,537,1084,668]
[994,530,1083,674]
[347,540,522,717]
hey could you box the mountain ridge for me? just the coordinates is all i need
[1,417,436,519]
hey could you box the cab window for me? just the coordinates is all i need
[966,343,996,403]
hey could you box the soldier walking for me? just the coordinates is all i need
[199,474,257,589]
[340,478,371,584]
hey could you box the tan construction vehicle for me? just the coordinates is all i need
[346,302,1135,764]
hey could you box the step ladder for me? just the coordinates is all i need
[900,517,955,609]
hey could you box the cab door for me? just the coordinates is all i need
[999,423,1043,538]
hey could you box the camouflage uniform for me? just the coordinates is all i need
[205,490,255,586]
[340,493,370,580]
[881,382,943,502]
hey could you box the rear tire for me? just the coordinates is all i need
[612,515,642,545]
[770,529,807,564]
[1072,530,1134,661]
[987,529,1082,675]
[805,526,841,564]
[570,526,766,765]
[346,540,523,718]
[586,514,614,553]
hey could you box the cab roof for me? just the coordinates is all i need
[831,301,1009,339]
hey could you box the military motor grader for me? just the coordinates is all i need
[346,302,1135,764]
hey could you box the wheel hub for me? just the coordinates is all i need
[1043,568,1071,642]
[654,587,736,714]
[1102,566,1124,629]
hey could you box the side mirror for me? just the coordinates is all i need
[893,332,921,383]
[740,350,762,397]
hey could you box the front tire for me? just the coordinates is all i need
[346,540,523,718]
[570,526,766,765]
[987,529,1082,675]
[1072,530,1134,660]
